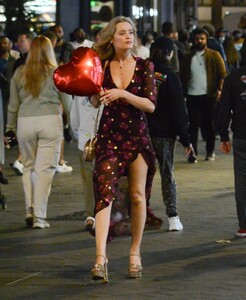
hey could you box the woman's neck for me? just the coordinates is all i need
[113,50,133,63]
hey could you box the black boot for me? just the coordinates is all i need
[0,171,8,184]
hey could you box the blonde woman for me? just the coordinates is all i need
[90,16,157,281]
[6,35,72,228]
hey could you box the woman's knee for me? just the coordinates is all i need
[129,190,145,206]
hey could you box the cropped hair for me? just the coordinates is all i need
[202,24,215,37]
[161,21,174,36]
[193,27,209,39]
[93,16,137,61]
[18,31,34,41]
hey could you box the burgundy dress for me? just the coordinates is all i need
[93,57,158,240]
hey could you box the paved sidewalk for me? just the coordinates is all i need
[0,140,245,300]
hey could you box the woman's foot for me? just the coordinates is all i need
[128,254,142,279]
[91,255,108,283]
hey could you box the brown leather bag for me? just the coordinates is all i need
[83,136,97,162]
[83,60,108,162]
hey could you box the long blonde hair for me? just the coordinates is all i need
[20,35,58,98]
[94,16,137,61]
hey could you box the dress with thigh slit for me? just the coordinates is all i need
[93,57,158,240]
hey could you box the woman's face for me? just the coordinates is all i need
[112,21,134,51]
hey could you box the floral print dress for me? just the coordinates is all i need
[93,57,157,239]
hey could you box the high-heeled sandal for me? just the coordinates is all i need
[128,254,142,279]
[91,255,108,283]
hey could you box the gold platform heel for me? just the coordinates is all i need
[128,254,142,279]
[91,255,108,283]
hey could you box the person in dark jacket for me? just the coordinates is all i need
[147,36,193,231]
[202,24,228,72]
[180,28,227,162]
[217,65,246,238]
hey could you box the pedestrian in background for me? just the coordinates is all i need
[180,27,227,163]
[148,36,193,231]
[51,24,73,65]
[0,89,8,185]
[70,96,98,231]
[217,64,246,238]
[11,32,33,176]
[6,35,72,229]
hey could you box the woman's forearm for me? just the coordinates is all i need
[122,90,155,113]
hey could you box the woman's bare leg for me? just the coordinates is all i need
[128,154,148,266]
[94,202,112,265]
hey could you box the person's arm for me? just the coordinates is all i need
[215,51,227,101]
[59,92,73,124]
[70,96,80,140]
[6,75,20,132]
[216,75,232,150]
[168,71,190,147]
[100,60,157,113]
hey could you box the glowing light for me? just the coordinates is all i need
[132,6,144,19]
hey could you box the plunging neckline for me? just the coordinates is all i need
[109,56,137,90]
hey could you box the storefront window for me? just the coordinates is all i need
[24,0,56,24]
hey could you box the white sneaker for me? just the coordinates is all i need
[168,216,183,231]
[205,153,215,161]
[85,216,95,231]
[56,163,73,173]
[33,217,50,229]
[13,160,24,175]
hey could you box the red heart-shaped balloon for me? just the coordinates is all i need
[53,47,103,96]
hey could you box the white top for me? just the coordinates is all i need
[136,45,150,59]
[10,49,20,59]
[70,39,94,50]
[70,96,102,150]
[188,51,207,96]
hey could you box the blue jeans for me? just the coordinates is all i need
[233,138,246,229]
[151,137,178,217]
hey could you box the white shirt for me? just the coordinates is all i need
[70,96,102,150]
[70,39,93,50]
[188,51,207,96]
[136,45,150,59]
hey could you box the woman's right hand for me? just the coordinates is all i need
[99,88,124,105]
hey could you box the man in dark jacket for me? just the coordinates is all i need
[147,36,193,231]
[217,65,246,238]
[180,28,227,162]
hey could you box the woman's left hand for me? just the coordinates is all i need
[99,88,124,105]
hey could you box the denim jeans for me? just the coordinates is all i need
[233,138,246,229]
[151,137,178,217]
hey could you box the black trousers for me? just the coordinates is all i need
[233,139,246,229]
[186,94,216,156]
